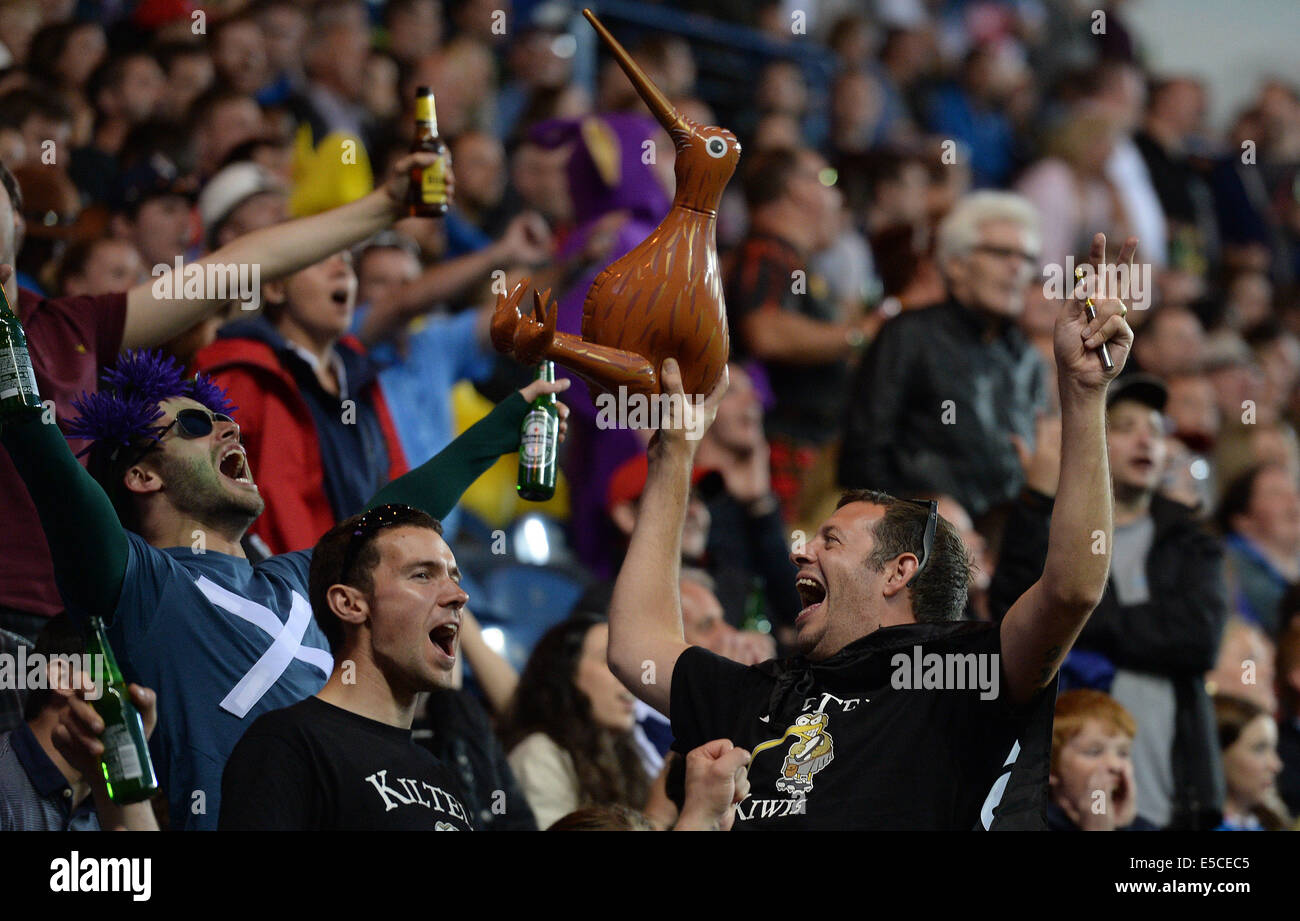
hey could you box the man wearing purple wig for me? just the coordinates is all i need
[0,341,568,829]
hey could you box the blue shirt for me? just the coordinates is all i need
[926,84,1016,188]
[444,210,494,258]
[112,532,332,831]
[351,305,495,535]
[0,723,99,831]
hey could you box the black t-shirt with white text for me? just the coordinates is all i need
[669,622,1053,830]
[219,696,474,830]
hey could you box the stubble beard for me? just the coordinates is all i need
[163,453,265,539]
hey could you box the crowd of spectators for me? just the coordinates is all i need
[1,0,1299,831]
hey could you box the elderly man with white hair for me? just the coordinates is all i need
[840,191,1049,520]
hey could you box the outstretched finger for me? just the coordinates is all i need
[1087,232,1107,271]
[1115,235,1139,270]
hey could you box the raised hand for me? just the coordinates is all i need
[652,358,729,454]
[384,152,456,213]
[517,375,571,444]
[1055,232,1136,391]
[501,212,553,265]
[675,738,751,831]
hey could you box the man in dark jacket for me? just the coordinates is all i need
[989,374,1228,829]
[608,233,1136,829]
[840,191,1048,521]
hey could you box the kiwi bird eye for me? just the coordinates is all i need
[706,137,727,158]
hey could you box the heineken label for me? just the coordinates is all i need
[0,344,38,402]
[520,411,553,467]
[102,724,143,782]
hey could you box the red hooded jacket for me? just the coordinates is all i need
[193,331,407,555]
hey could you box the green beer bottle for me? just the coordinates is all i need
[0,283,41,419]
[517,361,559,502]
[85,617,158,804]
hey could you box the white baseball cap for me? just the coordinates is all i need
[198,162,288,243]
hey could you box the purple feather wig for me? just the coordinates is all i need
[66,349,237,458]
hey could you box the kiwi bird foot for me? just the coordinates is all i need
[490,280,529,355]
[513,288,557,365]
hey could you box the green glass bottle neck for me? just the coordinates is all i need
[0,285,17,321]
[532,362,556,404]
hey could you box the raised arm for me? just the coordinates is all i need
[0,411,128,623]
[1000,233,1136,705]
[607,360,728,715]
[357,212,551,347]
[122,152,441,349]
[365,377,569,517]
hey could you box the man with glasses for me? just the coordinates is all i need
[609,233,1135,829]
[841,190,1050,522]
[0,348,568,829]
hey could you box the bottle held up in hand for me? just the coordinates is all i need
[517,361,559,502]
[85,617,158,804]
[407,86,451,217]
[0,284,40,418]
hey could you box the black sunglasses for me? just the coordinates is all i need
[339,504,427,586]
[900,499,939,588]
[119,408,235,468]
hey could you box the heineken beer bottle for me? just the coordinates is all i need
[517,362,559,501]
[85,617,158,803]
[407,86,451,217]
[0,283,40,418]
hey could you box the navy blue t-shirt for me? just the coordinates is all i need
[112,532,332,830]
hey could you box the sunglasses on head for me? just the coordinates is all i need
[120,407,235,468]
[900,498,939,588]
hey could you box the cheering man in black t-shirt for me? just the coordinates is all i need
[220,505,476,830]
[610,233,1137,830]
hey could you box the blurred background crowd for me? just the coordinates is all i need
[2,0,1300,830]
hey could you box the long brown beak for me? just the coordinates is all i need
[583,8,685,134]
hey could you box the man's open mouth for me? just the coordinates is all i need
[795,574,827,621]
[429,622,458,659]
[218,447,254,485]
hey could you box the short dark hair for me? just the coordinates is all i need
[22,613,85,722]
[1215,463,1275,535]
[741,146,803,210]
[87,435,156,533]
[86,51,156,106]
[547,804,656,831]
[0,85,73,133]
[835,489,972,622]
[309,506,444,653]
[186,86,258,135]
[153,39,209,74]
[54,236,111,295]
